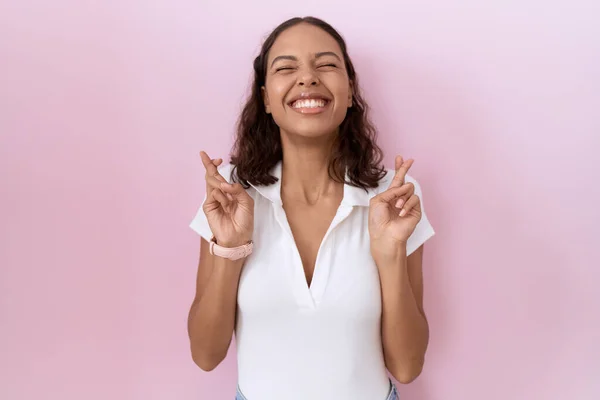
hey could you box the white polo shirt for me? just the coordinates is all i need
[189,162,435,400]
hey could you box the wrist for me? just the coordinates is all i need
[210,236,254,261]
[214,237,252,248]
[371,240,407,265]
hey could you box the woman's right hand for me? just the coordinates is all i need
[200,151,254,248]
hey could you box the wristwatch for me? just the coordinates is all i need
[209,236,253,260]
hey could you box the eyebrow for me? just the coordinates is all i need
[270,51,342,68]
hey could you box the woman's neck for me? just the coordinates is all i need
[279,131,343,206]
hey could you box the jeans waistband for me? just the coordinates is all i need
[235,380,398,400]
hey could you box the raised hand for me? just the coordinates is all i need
[368,155,422,251]
[200,151,254,248]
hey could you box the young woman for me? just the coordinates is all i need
[188,16,435,400]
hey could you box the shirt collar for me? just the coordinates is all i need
[248,161,380,207]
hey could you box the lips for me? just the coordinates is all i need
[287,93,331,109]
[290,98,328,109]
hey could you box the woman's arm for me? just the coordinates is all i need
[375,244,429,383]
[188,152,254,371]
[187,238,245,371]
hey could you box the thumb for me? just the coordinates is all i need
[220,182,252,204]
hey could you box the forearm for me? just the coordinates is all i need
[188,256,244,370]
[375,247,429,383]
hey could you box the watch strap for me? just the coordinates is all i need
[209,237,253,260]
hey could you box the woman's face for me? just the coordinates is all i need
[263,23,352,140]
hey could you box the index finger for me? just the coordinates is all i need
[390,155,414,188]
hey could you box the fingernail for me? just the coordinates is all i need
[395,198,404,209]
[399,208,407,217]
[227,194,234,201]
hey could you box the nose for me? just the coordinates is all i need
[298,69,319,86]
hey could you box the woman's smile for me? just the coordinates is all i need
[289,98,331,114]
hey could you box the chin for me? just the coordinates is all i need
[283,123,340,140]
[279,116,346,140]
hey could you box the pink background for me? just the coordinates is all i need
[1,1,599,399]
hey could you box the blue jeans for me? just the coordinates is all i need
[235,381,398,400]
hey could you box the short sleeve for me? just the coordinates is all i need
[405,175,436,256]
[189,163,234,242]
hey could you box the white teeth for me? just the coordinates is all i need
[292,99,326,108]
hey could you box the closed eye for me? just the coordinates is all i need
[275,66,295,72]
[318,63,337,68]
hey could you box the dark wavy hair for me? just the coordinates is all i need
[230,16,386,190]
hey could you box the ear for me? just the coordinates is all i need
[261,86,271,114]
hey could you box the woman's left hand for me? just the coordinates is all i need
[369,155,422,255]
